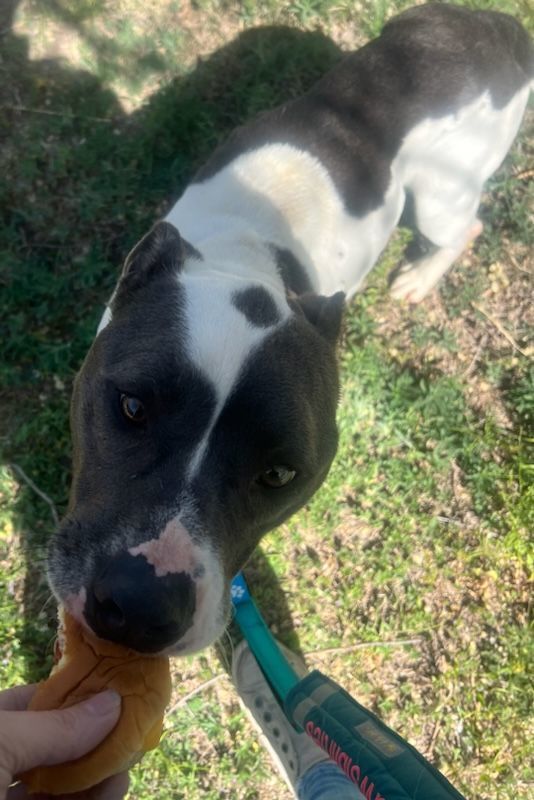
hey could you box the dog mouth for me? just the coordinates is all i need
[60,558,229,657]
[61,591,229,657]
[52,602,192,662]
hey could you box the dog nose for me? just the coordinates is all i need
[85,552,196,653]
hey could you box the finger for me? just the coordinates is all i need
[1,690,121,776]
[0,685,38,712]
[7,770,129,800]
[89,771,130,800]
[5,781,29,799]
[5,781,34,799]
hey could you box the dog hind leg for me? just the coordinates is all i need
[390,219,483,303]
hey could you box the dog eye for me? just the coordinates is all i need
[259,465,296,488]
[120,393,146,424]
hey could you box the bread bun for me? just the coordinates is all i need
[21,609,171,795]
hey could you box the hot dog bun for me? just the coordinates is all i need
[21,609,172,795]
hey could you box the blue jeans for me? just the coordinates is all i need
[297,761,366,800]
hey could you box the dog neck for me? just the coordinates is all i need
[181,226,289,301]
[166,143,347,295]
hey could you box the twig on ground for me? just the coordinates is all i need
[436,515,462,526]
[424,719,442,759]
[461,334,488,378]
[471,302,532,358]
[166,674,226,716]
[8,463,60,527]
[513,168,534,181]
[1,104,113,123]
[507,250,533,276]
[450,459,466,507]
[305,638,422,658]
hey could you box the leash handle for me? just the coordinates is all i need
[285,670,467,800]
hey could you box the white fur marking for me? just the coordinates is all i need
[162,542,226,656]
[182,270,289,480]
[397,88,530,248]
[63,587,89,630]
[97,306,113,333]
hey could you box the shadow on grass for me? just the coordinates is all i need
[0,0,341,681]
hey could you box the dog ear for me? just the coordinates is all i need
[121,221,186,287]
[295,291,345,344]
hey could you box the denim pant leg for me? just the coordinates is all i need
[296,761,366,800]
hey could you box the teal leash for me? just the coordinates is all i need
[231,571,300,701]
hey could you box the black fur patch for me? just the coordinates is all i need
[272,246,313,296]
[232,286,280,327]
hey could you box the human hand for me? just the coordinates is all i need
[0,684,128,800]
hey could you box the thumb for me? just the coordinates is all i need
[0,690,121,776]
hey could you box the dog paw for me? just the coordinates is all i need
[390,264,433,303]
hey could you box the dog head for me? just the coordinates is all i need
[47,222,343,655]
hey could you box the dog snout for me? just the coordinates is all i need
[85,552,196,653]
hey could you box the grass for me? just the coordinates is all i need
[0,0,533,798]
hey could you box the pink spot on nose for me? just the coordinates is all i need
[129,519,199,577]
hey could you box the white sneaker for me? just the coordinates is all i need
[231,638,330,796]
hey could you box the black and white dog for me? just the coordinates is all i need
[47,4,532,656]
